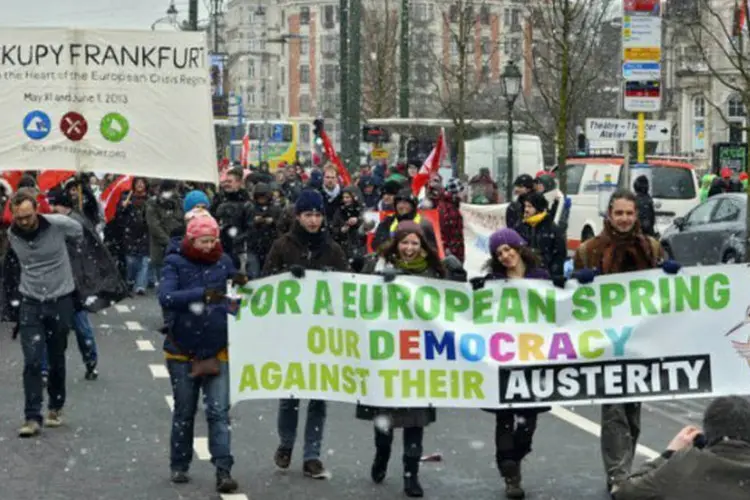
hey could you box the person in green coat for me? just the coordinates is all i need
[699,174,716,202]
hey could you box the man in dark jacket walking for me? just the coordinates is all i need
[518,192,567,278]
[263,189,348,481]
[633,175,656,237]
[211,168,251,270]
[505,174,534,230]
[245,182,281,277]
[115,177,151,294]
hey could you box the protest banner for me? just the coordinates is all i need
[460,203,508,276]
[229,265,750,409]
[0,28,217,183]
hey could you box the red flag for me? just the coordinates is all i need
[100,175,133,223]
[1,171,23,192]
[37,170,76,192]
[320,130,351,187]
[412,129,446,196]
[240,133,250,168]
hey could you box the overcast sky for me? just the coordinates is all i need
[1,0,210,30]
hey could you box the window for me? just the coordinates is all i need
[686,198,717,226]
[482,36,492,55]
[712,199,741,223]
[281,10,285,28]
[564,164,586,194]
[300,6,310,25]
[511,37,521,58]
[248,86,256,105]
[324,5,336,28]
[480,5,491,25]
[300,65,310,84]
[323,64,338,89]
[728,94,746,143]
[322,35,339,55]
[503,38,510,54]
[728,95,745,117]
[301,39,309,57]
[651,166,697,200]
[481,64,490,81]
[504,8,510,26]
[692,95,705,152]
[449,4,459,23]
[300,94,311,114]
[450,38,459,58]
[414,2,432,22]
[280,67,285,86]
[511,9,521,28]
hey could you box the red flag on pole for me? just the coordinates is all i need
[240,133,250,168]
[100,175,133,223]
[412,129,446,196]
[320,130,351,187]
[37,170,76,192]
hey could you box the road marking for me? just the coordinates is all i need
[115,304,130,313]
[125,321,143,331]
[551,407,660,460]
[221,495,249,500]
[149,364,169,379]
[136,340,155,351]
[194,437,211,460]
[165,395,174,411]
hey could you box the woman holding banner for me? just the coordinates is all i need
[358,220,447,498]
[470,228,553,500]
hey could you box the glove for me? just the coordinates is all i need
[203,289,226,305]
[574,268,596,285]
[231,272,250,286]
[552,275,567,289]
[289,265,305,279]
[381,268,399,283]
[662,260,682,275]
[470,277,486,291]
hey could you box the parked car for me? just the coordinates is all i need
[660,193,746,265]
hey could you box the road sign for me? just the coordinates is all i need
[100,112,129,143]
[622,62,660,80]
[23,110,51,140]
[622,0,662,112]
[60,112,87,141]
[624,80,661,112]
[585,118,671,142]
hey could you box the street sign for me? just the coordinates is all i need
[622,62,660,80]
[585,118,671,142]
[624,80,661,112]
[622,0,661,112]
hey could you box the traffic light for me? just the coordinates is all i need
[313,118,324,137]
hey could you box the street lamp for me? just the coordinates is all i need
[501,60,522,202]
[151,0,179,30]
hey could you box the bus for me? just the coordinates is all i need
[232,120,298,171]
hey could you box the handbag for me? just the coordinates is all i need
[166,333,222,378]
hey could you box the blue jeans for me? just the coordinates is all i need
[278,399,327,461]
[19,295,74,423]
[246,252,261,279]
[167,360,233,473]
[41,310,97,373]
[125,254,151,292]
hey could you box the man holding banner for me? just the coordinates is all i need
[573,190,679,496]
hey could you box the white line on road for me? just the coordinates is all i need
[149,364,169,379]
[135,340,155,351]
[115,304,130,313]
[194,437,211,460]
[165,395,174,411]
[550,407,660,460]
[221,494,249,500]
[125,321,143,331]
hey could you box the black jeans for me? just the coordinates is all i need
[19,294,74,423]
[374,426,424,466]
[495,411,538,465]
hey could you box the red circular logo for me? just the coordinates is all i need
[60,112,88,142]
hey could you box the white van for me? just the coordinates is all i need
[464,133,545,184]
[558,157,700,250]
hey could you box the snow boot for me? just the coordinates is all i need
[371,445,390,484]
[499,459,525,499]
[403,457,424,498]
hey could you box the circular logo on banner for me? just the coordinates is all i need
[23,110,52,140]
[100,112,129,143]
[60,112,88,142]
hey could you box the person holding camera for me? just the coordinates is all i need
[613,396,750,500]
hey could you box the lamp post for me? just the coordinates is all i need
[151,0,179,30]
[501,60,522,202]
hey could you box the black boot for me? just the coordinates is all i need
[215,469,238,494]
[371,446,390,484]
[403,457,424,498]
[499,460,525,499]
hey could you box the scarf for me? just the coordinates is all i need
[524,211,547,228]
[292,222,326,252]
[598,219,656,274]
[180,239,224,264]
[394,255,429,273]
[322,184,341,201]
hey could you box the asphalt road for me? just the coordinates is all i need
[0,293,711,500]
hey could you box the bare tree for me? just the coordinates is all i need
[522,0,615,192]
[361,0,400,118]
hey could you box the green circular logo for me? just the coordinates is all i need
[100,112,129,143]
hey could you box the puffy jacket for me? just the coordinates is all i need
[158,243,236,360]
[210,189,250,262]
[518,214,567,278]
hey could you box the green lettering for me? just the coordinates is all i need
[387,284,413,320]
[307,326,325,354]
[497,288,524,322]
[674,275,700,312]
[342,282,357,319]
[359,284,383,320]
[369,330,394,360]
[260,362,282,390]
[283,362,306,390]
[250,285,273,316]
[473,289,493,324]
[313,280,334,315]
[629,279,658,316]
[658,276,671,314]
[572,287,597,321]
[705,273,730,310]
[277,279,301,314]
[238,364,258,392]
[445,288,470,322]
[600,283,626,319]
[320,364,340,391]
[528,289,555,323]
[414,286,441,320]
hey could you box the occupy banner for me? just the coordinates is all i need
[229,265,750,409]
[0,28,217,184]
[461,203,508,277]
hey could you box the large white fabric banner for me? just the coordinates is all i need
[229,265,750,408]
[460,203,508,277]
[0,28,217,183]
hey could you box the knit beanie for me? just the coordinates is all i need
[514,174,535,191]
[183,190,210,213]
[186,214,219,240]
[295,189,324,214]
[524,192,549,213]
[489,228,527,255]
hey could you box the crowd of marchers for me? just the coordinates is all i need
[0,162,749,499]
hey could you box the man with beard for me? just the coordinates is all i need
[372,188,437,252]
[8,189,83,437]
[573,190,681,497]
[210,168,251,270]
[263,189,349,480]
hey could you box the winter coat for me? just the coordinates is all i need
[331,197,366,260]
[372,213,438,253]
[633,176,656,237]
[158,242,237,360]
[517,214,567,278]
[282,180,303,202]
[504,200,523,231]
[210,189,251,262]
[482,266,552,416]
[358,176,380,209]
[320,187,342,222]
[115,191,150,256]
[146,195,184,266]
[573,221,663,275]
[437,193,465,263]
[245,200,282,258]
[613,440,750,500]
[263,223,349,275]
[355,259,440,428]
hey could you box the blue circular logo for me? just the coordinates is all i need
[23,111,52,140]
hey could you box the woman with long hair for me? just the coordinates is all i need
[471,228,553,499]
[358,220,446,498]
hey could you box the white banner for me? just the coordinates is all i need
[460,203,508,277]
[0,28,217,184]
[229,266,750,408]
